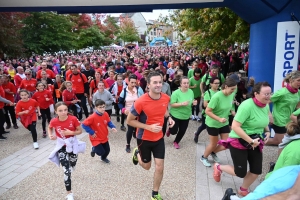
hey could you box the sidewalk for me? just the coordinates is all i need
[0,118,276,200]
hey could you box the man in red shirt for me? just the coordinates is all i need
[2,75,18,129]
[14,66,26,89]
[67,64,89,119]
[127,71,175,200]
[36,62,55,79]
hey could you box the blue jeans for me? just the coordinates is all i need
[92,141,110,160]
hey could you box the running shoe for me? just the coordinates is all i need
[101,158,110,163]
[91,147,95,157]
[33,142,39,149]
[200,156,211,167]
[194,132,199,143]
[173,142,180,149]
[238,189,250,197]
[268,162,275,173]
[191,115,196,120]
[222,188,235,200]
[120,125,126,131]
[211,152,220,163]
[132,147,139,165]
[117,116,120,122]
[0,136,7,140]
[5,125,11,129]
[213,163,222,182]
[195,116,201,122]
[13,124,19,129]
[126,144,131,153]
[66,193,74,200]
[151,193,163,200]
[42,131,47,138]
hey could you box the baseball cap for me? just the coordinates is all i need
[229,73,240,83]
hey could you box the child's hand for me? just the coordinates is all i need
[111,128,117,133]
[91,133,97,138]
[24,110,29,114]
[61,128,74,136]
[49,134,57,140]
[38,112,41,116]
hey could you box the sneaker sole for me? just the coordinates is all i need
[132,148,138,165]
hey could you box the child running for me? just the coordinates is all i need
[48,102,85,200]
[15,89,41,149]
[61,81,82,120]
[32,82,54,138]
[82,99,117,163]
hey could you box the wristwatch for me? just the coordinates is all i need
[250,140,254,145]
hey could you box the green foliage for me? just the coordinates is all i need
[21,12,75,54]
[162,8,250,50]
[117,17,140,43]
[76,25,108,49]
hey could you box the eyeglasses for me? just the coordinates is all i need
[97,106,106,109]
[261,93,273,97]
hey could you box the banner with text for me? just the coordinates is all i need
[274,21,300,92]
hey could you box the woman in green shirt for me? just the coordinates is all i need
[167,76,197,149]
[266,70,300,146]
[200,78,237,167]
[213,82,272,197]
[189,68,202,121]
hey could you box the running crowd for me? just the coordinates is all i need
[0,46,300,200]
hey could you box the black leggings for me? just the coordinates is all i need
[121,113,126,126]
[169,116,190,144]
[106,109,112,117]
[27,121,38,142]
[76,93,89,118]
[126,124,136,145]
[58,146,78,191]
[40,108,51,131]
[0,109,6,137]
[195,114,206,136]
[229,145,262,178]
[68,104,81,119]
[4,105,17,125]
[114,103,120,116]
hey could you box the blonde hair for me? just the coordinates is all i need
[286,115,300,136]
[283,71,300,83]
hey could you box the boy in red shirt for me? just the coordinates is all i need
[82,99,117,163]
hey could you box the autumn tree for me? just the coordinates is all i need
[0,12,29,57]
[162,8,250,50]
[117,17,140,43]
[21,12,75,54]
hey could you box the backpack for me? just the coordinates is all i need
[202,89,220,109]
[203,71,223,92]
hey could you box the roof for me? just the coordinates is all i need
[120,13,135,18]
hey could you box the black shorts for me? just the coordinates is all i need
[137,137,165,163]
[271,124,286,134]
[206,125,230,136]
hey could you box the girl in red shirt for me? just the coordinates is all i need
[32,82,54,138]
[48,102,83,200]
[61,81,82,120]
[19,70,37,96]
[15,89,41,149]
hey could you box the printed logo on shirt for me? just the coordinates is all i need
[97,123,100,126]
[44,94,48,97]
[78,79,81,82]
[104,120,107,124]
[29,106,33,110]
[31,84,34,87]
[69,122,73,128]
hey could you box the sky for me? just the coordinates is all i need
[110,9,171,22]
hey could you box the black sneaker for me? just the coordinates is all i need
[126,145,131,153]
[269,162,276,173]
[194,133,199,143]
[0,136,7,140]
[5,125,11,129]
[222,188,235,200]
[13,124,19,129]
[120,125,126,131]
[116,116,120,122]
[132,147,139,165]
[101,158,110,163]
[3,130,10,134]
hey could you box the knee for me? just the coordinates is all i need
[234,168,247,178]
[155,163,164,174]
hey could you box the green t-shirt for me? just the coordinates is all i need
[202,89,218,116]
[205,90,235,128]
[293,108,300,116]
[187,69,194,79]
[170,88,194,120]
[229,99,270,138]
[189,77,201,98]
[265,139,300,179]
[271,88,300,126]
[201,73,225,86]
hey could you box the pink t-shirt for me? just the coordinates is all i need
[125,87,138,111]
[105,78,115,87]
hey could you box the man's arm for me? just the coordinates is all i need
[127,112,162,133]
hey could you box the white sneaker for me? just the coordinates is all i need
[200,156,211,167]
[33,142,39,149]
[66,193,74,200]
[195,116,201,122]
[191,115,195,120]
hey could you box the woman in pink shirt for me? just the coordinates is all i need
[105,70,116,88]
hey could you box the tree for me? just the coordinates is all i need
[161,8,250,50]
[76,25,107,49]
[21,12,75,54]
[117,17,140,43]
[0,12,29,57]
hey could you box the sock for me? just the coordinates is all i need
[240,186,248,191]
[152,191,158,197]
[217,164,222,172]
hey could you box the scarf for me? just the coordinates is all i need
[286,84,298,94]
[209,71,217,78]
[194,76,200,81]
[252,97,266,108]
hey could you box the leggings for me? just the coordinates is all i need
[192,97,201,116]
[169,116,190,144]
[4,105,17,126]
[26,121,37,142]
[76,93,89,118]
[121,113,126,126]
[114,103,120,116]
[68,104,81,119]
[40,108,51,131]
[195,114,206,136]
[126,124,136,145]
[58,146,78,191]
[93,141,110,160]
[0,109,6,137]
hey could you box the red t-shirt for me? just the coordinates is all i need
[2,82,16,102]
[36,69,55,79]
[15,99,39,121]
[14,75,24,89]
[116,85,123,103]
[49,115,81,139]
[19,79,37,92]
[62,89,78,106]
[32,90,54,109]
[67,73,87,94]
[83,112,110,146]
[131,93,170,141]
[0,86,5,109]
